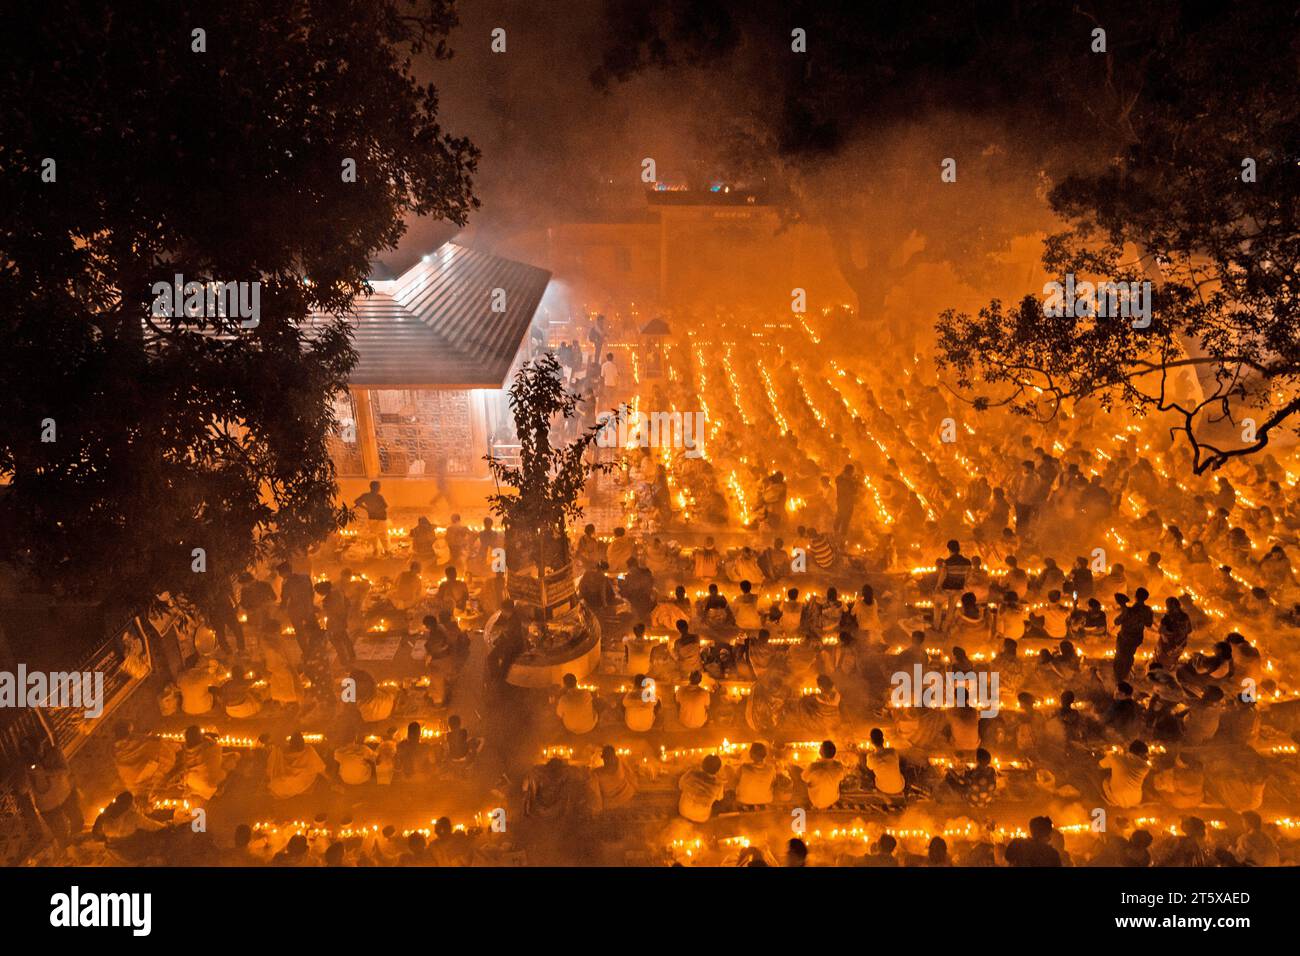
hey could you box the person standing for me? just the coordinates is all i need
[22,737,84,848]
[1112,587,1154,682]
[600,352,619,396]
[834,463,859,540]
[353,481,390,557]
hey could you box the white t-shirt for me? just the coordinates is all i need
[623,636,654,674]
[867,748,905,795]
[735,760,778,805]
[334,744,374,785]
[623,691,657,732]
[675,684,711,729]
[804,758,847,809]
[601,359,619,388]
[679,769,724,823]
[557,689,597,734]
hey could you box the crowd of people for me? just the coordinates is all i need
[23,308,1300,867]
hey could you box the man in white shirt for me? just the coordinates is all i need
[556,673,598,735]
[675,671,711,729]
[735,742,782,807]
[622,674,659,732]
[600,352,619,391]
[1100,739,1150,808]
[623,622,655,675]
[804,740,847,810]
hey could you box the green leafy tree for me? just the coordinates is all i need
[0,1,479,616]
[486,354,621,582]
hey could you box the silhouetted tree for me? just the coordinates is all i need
[0,1,479,615]
[936,1,1299,473]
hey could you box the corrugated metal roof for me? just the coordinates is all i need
[309,242,551,388]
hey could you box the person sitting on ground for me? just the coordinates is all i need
[1005,816,1062,867]
[735,742,784,808]
[267,732,327,799]
[948,703,983,754]
[112,721,179,795]
[859,833,899,867]
[651,585,693,630]
[804,740,847,810]
[796,674,842,734]
[671,621,703,677]
[1100,739,1150,808]
[592,744,638,811]
[391,560,425,610]
[623,621,655,675]
[622,674,659,732]
[947,747,998,808]
[606,526,636,572]
[866,728,906,797]
[730,547,765,585]
[678,755,725,824]
[699,583,733,628]
[333,732,375,786]
[786,838,809,867]
[693,537,720,578]
[733,579,763,630]
[1234,810,1280,867]
[92,791,170,863]
[435,565,470,613]
[675,670,711,730]
[927,837,952,867]
[1041,589,1071,640]
[579,561,618,609]
[177,657,221,715]
[175,725,228,802]
[395,721,435,782]
[619,557,656,620]
[778,587,805,634]
[1152,752,1205,809]
[556,673,598,735]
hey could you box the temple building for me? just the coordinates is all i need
[315,241,552,507]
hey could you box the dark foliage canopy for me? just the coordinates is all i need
[0,1,479,613]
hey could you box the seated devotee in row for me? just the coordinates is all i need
[623,622,655,674]
[395,721,436,783]
[177,657,223,715]
[734,742,787,809]
[174,725,229,802]
[112,721,179,795]
[556,672,599,735]
[675,671,712,729]
[651,586,692,629]
[865,727,906,797]
[93,792,168,861]
[1100,739,1150,808]
[334,732,376,786]
[435,565,470,613]
[947,747,999,808]
[607,526,636,572]
[592,745,638,811]
[390,560,424,610]
[1005,816,1063,867]
[804,740,847,810]
[622,674,659,732]
[268,732,327,799]
[678,754,726,824]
